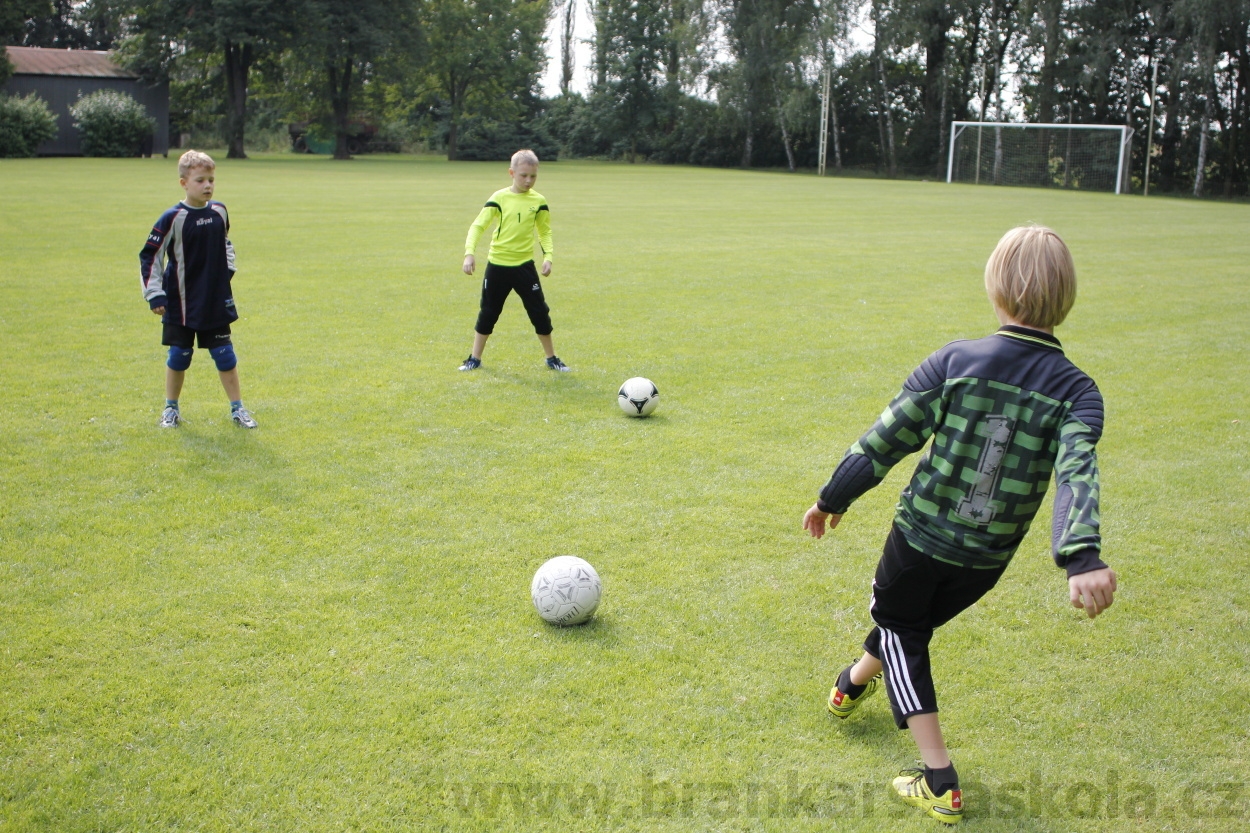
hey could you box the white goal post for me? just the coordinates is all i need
[946,122,1134,194]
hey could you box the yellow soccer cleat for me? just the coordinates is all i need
[827,673,880,719]
[892,767,964,824]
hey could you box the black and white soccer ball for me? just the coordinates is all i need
[618,377,659,417]
[531,556,602,626]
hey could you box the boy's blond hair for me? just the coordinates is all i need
[984,225,1076,329]
[510,148,539,168]
[178,149,216,178]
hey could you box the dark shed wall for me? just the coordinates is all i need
[3,75,170,156]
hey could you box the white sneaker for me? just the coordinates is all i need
[231,408,258,429]
[159,407,182,428]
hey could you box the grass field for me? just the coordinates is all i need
[1,153,1247,832]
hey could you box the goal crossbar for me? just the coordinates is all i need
[946,122,1134,194]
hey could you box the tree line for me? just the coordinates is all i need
[3,0,1248,196]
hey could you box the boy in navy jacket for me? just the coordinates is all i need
[140,150,256,429]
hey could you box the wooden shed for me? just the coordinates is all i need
[2,46,169,157]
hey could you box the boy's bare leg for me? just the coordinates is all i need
[906,712,952,769]
[166,368,185,401]
[537,333,556,359]
[218,368,241,402]
[472,331,489,359]
[849,652,882,686]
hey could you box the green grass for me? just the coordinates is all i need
[1,154,1248,832]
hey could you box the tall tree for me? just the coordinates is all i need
[721,0,816,168]
[598,0,666,162]
[869,0,897,176]
[421,0,546,161]
[125,0,299,159]
[296,0,414,159]
[19,0,120,49]
[559,0,575,95]
[0,0,50,83]
[906,0,956,174]
[809,0,855,172]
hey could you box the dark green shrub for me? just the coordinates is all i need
[69,90,156,157]
[0,93,58,158]
[454,114,559,162]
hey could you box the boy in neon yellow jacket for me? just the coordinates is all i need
[459,149,569,372]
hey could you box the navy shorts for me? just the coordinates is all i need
[162,323,232,349]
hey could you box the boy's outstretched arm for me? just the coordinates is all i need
[802,504,842,538]
[1069,567,1117,618]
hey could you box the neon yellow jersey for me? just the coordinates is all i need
[464,187,553,267]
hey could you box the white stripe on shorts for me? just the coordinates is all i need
[881,628,922,715]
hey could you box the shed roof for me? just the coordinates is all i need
[5,46,137,79]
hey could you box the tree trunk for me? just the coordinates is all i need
[328,58,354,160]
[831,79,842,172]
[447,78,466,161]
[560,0,575,96]
[993,52,1004,184]
[1036,0,1062,124]
[1195,80,1212,197]
[1157,50,1184,191]
[741,108,753,168]
[877,51,896,178]
[958,9,983,122]
[919,3,950,175]
[223,41,253,160]
[590,0,608,89]
[871,1,896,178]
[1226,38,1248,197]
[773,80,795,172]
[936,75,947,177]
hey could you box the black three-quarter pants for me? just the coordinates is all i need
[863,524,1007,729]
[474,260,553,336]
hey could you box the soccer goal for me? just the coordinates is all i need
[946,122,1134,194]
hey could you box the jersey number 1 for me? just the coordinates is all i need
[954,416,1015,524]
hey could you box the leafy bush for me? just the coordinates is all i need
[69,90,156,157]
[0,93,58,158]
[453,114,559,162]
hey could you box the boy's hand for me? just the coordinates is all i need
[152,306,165,315]
[540,260,552,277]
[1069,567,1117,619]
[462,255,475,275]
[803,503,842,538]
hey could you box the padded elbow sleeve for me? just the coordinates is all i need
[167,346,193,371]
[209,344,237,372]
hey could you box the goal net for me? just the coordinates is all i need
[946,122,1134,194]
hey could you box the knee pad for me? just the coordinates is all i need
[209,343,237,371]
[167,346,193,371]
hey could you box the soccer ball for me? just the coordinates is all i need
[531,556,602,626]
[618,377,659,417]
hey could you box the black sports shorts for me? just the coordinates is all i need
[162,322,233,349]
[863,523,1007,728]
[474,260,553,336]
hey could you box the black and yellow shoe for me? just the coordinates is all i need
[892,767,964,824]
[827,673,881,719]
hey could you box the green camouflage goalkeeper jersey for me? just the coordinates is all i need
[817,326,1105,576]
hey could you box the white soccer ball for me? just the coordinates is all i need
[618,377,659,417]
[531,556,602,626]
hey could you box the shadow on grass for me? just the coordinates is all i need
[530,613,624,648]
